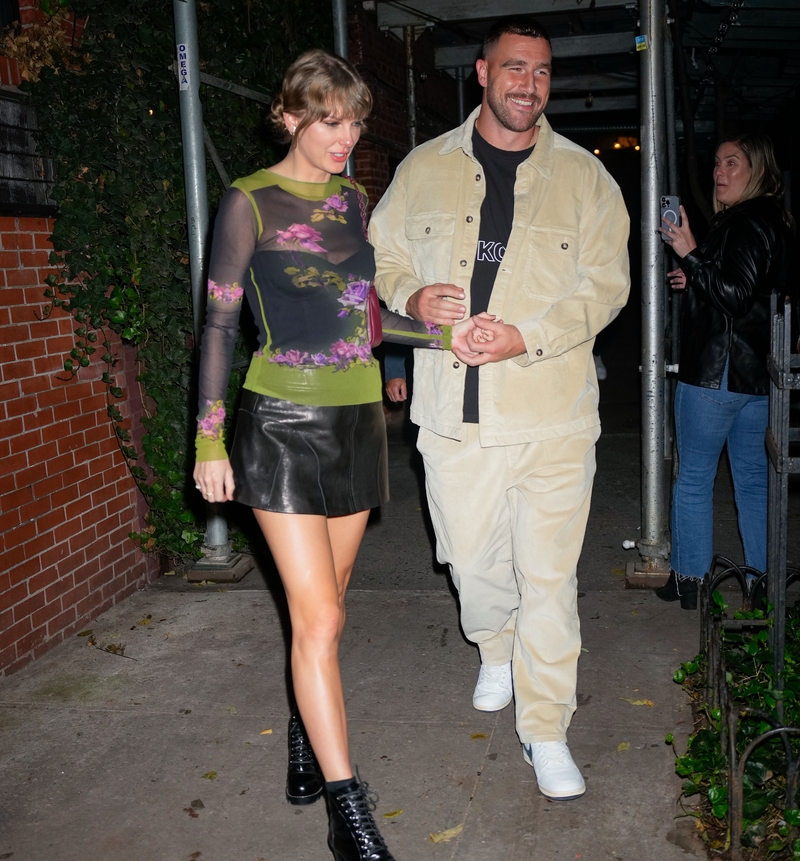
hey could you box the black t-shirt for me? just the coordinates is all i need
[463,127,534,423]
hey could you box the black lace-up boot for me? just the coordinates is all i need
[326,776,396,861]
[285,710,323,805]
[655,570,699,610]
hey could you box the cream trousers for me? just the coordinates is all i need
[417,423,600,743]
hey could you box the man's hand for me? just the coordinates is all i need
[454,318,527,366]
[406,283,466,326]
[385,377,408,402]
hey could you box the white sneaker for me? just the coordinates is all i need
[523,741,586,800]
[593,354,607,381]
[472,662,512,711]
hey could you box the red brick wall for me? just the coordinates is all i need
[0,1,85,87]
[0,216,159,676]
[349,8,459,209]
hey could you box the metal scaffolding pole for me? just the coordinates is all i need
[404,26,417,151]
[663,16,680,457]
[456,67,466,125]
[664,25,679,202]
[174,0,208,348]
[331,0,355,177]
[174,0,241,575]
[637,0,670,573]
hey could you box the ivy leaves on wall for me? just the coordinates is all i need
[23,0,333,560]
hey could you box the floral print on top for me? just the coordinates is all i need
[197,399,226,443]
[195,171,450,462]
[311,190,349,224]
[208,280,244,304]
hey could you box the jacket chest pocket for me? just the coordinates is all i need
[405,212,457,286]
[524,227,580,299]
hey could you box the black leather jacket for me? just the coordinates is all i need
[678,195,794,395]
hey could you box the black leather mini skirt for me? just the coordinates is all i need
[229,390,389,516]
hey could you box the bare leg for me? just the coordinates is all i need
[254,508,369,782]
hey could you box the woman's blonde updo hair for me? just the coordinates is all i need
[270,49,372,144]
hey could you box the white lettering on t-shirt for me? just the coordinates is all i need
[476,240,506,263]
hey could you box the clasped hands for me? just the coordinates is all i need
[195,284,526,503]
[407,283,526,366]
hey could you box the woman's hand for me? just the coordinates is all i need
[193,458,235,503]
[469,312,499,345]
[452,313,526,366]
[451,312,499,365]
[667,268,687,290]
[658,205,697,259]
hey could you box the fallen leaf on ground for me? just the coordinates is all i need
[260,729,273,735]
[383,810,403,818]
[620,697,655,707]
[201,771,217,780]
[190,799,204,809]
[430,824,463,843]
[226,705,238,714]
[137,616,153,626]
[77,630,92,637]
[470,732,487,740]
[617,742,631,752]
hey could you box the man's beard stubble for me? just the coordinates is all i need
[486,84,544,134]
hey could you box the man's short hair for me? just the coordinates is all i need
[482,16,552,60]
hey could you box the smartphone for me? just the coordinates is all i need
[660,195,681,227]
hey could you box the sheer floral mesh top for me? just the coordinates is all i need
[195,170,450,462]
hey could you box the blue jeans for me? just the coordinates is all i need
[671,363,768,578]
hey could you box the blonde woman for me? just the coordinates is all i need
[658,133,795,608]
[193,50,486,861]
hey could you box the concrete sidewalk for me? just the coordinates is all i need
[0,585,703,861]
[3,319,775,860]
[0,418,716,861]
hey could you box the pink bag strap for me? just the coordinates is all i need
[344,175,369,241]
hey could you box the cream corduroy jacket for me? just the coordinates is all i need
[369,108,631,444]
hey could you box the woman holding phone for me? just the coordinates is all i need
[657,132,794,609]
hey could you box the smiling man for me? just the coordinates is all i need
[370,17,631,801]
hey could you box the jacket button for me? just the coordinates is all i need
[425,226,431,234]
[476,174,481,181]
[453,361,460,369]
[536,349,543,356]
[460,259,467,266]
[561,242,569,249]
[466,216,473,223]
